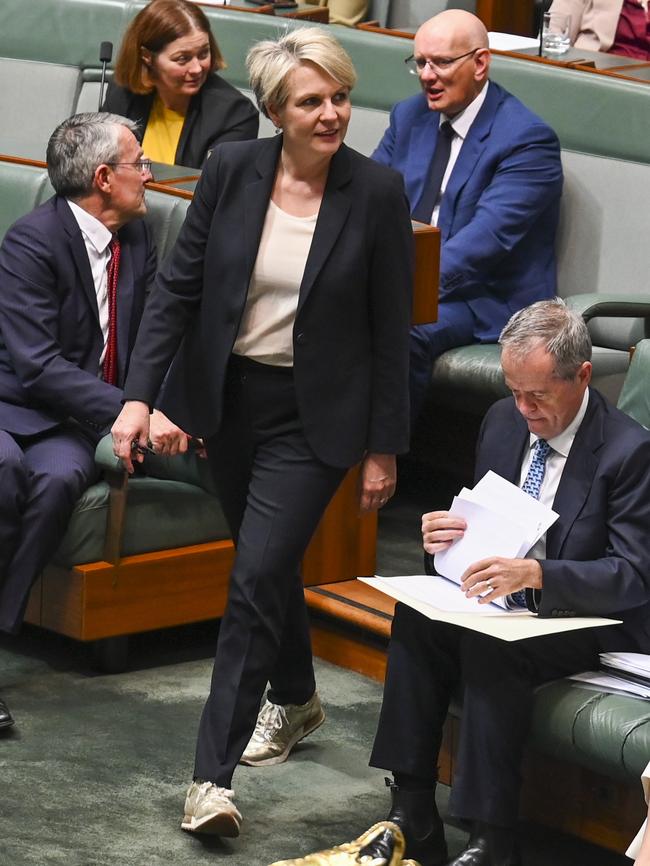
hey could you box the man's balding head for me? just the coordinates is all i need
[417,10,489,53]
[413,10,490,117]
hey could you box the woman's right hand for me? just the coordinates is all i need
[111,400,151,474]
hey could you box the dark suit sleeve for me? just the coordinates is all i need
[123,147,223,405]
[0,220,123,428]
[366,169,413,454]
[203,95,259,156]
[440,121,563,302]
[538,432,650,618]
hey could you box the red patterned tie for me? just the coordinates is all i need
[102,236,121,385]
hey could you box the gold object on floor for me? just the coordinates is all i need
[268,820,422,866]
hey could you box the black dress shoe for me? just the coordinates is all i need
[360,779,448,866]
[0,697,14,729]
[446,822,521,866]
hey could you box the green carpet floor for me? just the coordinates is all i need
[0,624,630,866]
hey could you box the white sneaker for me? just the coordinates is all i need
[181,781,242,836]
[240,692,325,767]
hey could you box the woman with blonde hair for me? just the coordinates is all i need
[112,25,413,838]
[103,0,258,167]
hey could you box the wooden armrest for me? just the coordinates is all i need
[103,467,129,565]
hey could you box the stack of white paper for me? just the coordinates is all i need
[358,575,621,642]
[568,671,650,700]
[357,471,620,642]
[434,471,558,609]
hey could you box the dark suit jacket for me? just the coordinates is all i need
[475,389,650,651]
[0,196,156,439]
[103,74,259,169]
[123,135,414,468]
[373,82,563,343]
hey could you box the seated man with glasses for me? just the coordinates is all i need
[0,113,188,730]
[373,10,564,425]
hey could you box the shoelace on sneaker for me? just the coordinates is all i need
[252,702,288,742]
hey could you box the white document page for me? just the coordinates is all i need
[434,497,527,588]
[600,652,650,677]
[359,575,622,642]
[569,671,650,700]
[372,573,528,616]
[468,471,559,554]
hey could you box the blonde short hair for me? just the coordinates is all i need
[246,27,357,118]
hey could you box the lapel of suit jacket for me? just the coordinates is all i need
[438,82,505,236]
[243,136,282,287]
[546,389,603,558]
[407,102,441,213]
[115,228,135,387]
[297,144,352,315]
[57,197,100,324]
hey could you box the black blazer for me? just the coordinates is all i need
[123,135,414,468]
[103,74,259,169]
[0,197,156,439]
[475,389,650,651]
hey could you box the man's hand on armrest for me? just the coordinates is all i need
[111,400,152,474]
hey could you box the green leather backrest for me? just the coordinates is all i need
[0,162,51,239]
[617,339,650,428]
[0,160,190,267]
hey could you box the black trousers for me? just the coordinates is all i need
[194,357,346,787]
[0,426,98,634]
[370,603,638,827]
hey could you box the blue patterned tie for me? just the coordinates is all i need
[509,438,551,608]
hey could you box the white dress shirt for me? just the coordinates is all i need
[518,387,590,561]
[431,81,490,227]
[66,199,113,370]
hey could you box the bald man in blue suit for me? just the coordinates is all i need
[373,10,563,421]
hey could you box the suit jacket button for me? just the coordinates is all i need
[296,333,306,345]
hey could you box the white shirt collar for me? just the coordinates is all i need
[528,387,590,458]
[441,81,490,141]
[66,199,113,254]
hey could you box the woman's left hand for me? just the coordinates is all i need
[359,452,396,512]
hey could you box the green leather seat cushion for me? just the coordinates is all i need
[53,477,230,567]
[531,680,650,782]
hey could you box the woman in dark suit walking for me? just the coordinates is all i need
[111,27,413,837]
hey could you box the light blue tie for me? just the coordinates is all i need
[509,438,551,608]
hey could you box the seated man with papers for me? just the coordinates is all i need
[356,299,650,866]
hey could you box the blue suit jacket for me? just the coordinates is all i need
[373,82,563,342]
[475,389,650,652]
[0,196,156,439]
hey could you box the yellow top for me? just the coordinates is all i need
[142,95,185,165]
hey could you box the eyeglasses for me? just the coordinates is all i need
[405,48,481,76]
[107,159,153,175]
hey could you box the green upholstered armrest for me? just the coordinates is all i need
[94,434,216,494]
[617,339,650,428]
[565,293,650,322]
[94,434,123,473]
